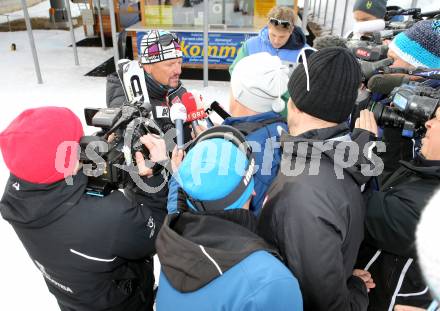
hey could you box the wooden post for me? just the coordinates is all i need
[140,0,146,26]
[294,0,299,16]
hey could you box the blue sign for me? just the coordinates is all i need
[136,31,257,65]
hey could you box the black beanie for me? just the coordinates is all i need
[288,47,362,124]
[353,0,387,19]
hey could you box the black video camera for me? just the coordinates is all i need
[369,82,440,137]
[79,97,163,196]
[385,7,440,22]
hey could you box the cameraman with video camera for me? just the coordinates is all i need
[106,29,189,226]
[366,19,440,180]
[0,107,164,311]
[356,87,440,310]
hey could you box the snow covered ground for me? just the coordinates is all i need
[0,25,229,311]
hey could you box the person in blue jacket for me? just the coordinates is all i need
[230,6,307,72]
[224,52,289,216]
[155,126,303,311]
[230,6,309,116]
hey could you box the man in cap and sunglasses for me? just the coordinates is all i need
[106,30,189,226]
[229,6,309,116]
[107,29,185,117]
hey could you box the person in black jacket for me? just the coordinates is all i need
[0,107,161,311]
[357,106,440,310]
[257,47,378,311]
[377,20,440,181]
[106,29,190,226]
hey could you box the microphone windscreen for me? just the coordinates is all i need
[181,92,198,115]
[170,102,187,123]
[191,90,206,110]
[367,74,410,94]
[182,91,208,121]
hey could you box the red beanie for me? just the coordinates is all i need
[0,107,84,184]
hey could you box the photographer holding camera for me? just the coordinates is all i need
[356,102,440,310]
[0,107,161,311]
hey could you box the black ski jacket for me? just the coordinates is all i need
[106,71,187,135]
[0,172,157,311]
[258,124,374,311]
[357,156,440,310]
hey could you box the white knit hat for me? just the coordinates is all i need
[417,189,440,301]
[230,52,289,113]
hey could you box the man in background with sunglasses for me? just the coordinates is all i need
[229,6,308,116]
[106,30,189,227]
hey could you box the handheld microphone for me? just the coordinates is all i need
[181,91,209,134]
[367,74,411,94]
[207,101,231,120]
[190,90,214,127]
[353,45,388,61]
[170,98,187,149]
[372,29,404,41]
[359,58,394,80]
[181,92,199,128]
[388,21,415,30]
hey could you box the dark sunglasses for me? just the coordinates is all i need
[145,32,180,51]
[156,33,179,47]
[269,17,292,28]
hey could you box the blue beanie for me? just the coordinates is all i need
[389,20,440,69]
[177,138,254,211]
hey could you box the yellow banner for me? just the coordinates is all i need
[253,0,276,28]
[145,5,173,26]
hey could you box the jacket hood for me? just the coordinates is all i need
[260,26,306,51]
[280,123,377,185]
[156,209,279,292]
[0,172,87,228]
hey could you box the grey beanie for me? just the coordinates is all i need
[353,0,387,19]
[231,52,289,113]
[313,35,348,50]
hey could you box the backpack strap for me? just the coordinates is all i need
[230,117,286,136]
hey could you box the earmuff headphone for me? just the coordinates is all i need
[184,125,255,212]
